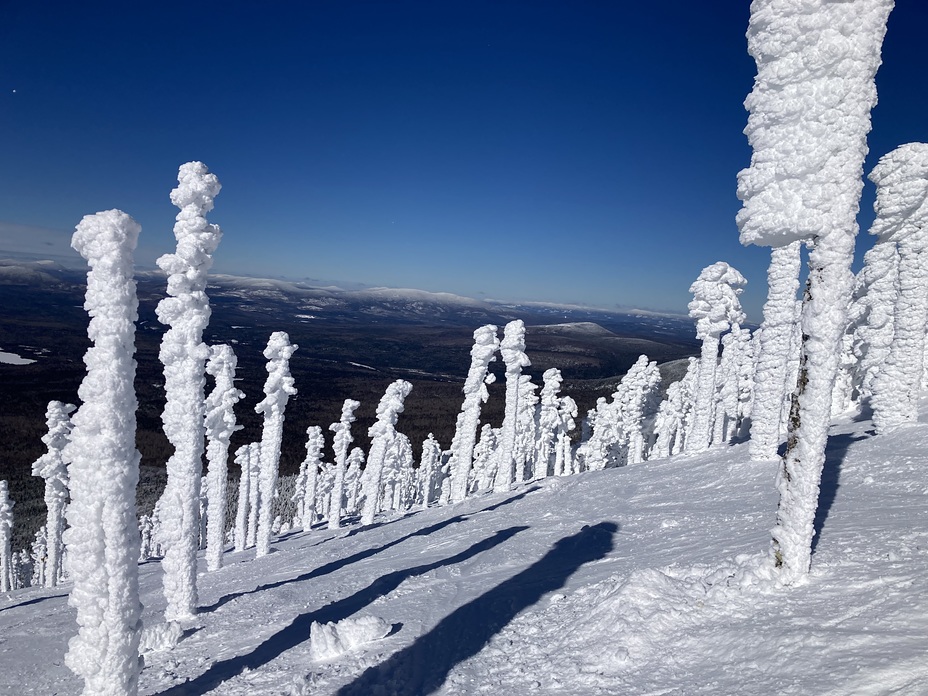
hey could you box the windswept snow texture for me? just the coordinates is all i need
[3,404,928,694]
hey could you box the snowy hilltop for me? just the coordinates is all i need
[2,399,927,694]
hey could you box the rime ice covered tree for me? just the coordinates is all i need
[513,375,539,482]
[204,345,244,571]
[686,262,746,454]
[449,324,499,503]
[233,443,258,552]
[255,332,298,557]
[361,380,413,525]
[63,209,144,695]
[494,320,531,493]
[157,162,223,620]
[535,368,564,479]
[31,400,75,587]
[868,144,928,433]
[553,395,577,476]
[328,399,360,529]
[0,480,12,593]
[737,0,893,583]
[419,434,442,508]
[298,428,325,530]
[851,241,898,398]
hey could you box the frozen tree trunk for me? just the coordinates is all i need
[62,210,143,696]
[157,162,223,621]
[299,427,325,531]
[255,332,298,557]
[361,380,413,526]
[449,325,499,503]
[774,233,859,581]
[328,399,361,529]
[868,144,928,432]
[735,0,894,583]
[494,320,530,493]
[204,345,243,571]
[32,400,75,587]
[0,481,12,592]
[749,242,802,459]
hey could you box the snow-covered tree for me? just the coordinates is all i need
[390,434,417,511]
[621,356,662,464]
[345,447,365,515]
[157,162,223,621]
[867,144,928,433]
[255,332,298,557]
[361,380,413,525]
[62,209,144,694]
[850,241,898,398]
[686,262,747,454]
[553,395,577,476]
[448,325,499,503]
[713,326,754,446]
[31,400,75,587]
[204,345,244,571]
[0,480,12,592]
[30,526,48,588]
[471,424,499,492]
[513,375,539,482]
[328,399,360,529]
[494,320,531,493]
[535,368,564,479]
[296,428,324,530]
[737,0,893,583]
[419,434,442,508]
[233,443,257,551]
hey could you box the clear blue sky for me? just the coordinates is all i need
[1,1,927,320]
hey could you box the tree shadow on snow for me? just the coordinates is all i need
[154,526,527,696]
[201,488,541,614]
[337,521,619,696]
[811,432,869,556]
[0,592,68,614]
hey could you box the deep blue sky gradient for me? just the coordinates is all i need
[1,1,927,319]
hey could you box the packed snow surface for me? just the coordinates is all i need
[2,403,928,694]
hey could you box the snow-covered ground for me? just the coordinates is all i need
[2,403,927,695]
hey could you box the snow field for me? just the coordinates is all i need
[2,400,927,694]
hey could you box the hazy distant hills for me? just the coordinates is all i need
[0,258,698,548]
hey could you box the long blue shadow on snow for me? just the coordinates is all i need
[811,431,868,555]
[155,526,527,696]
[199,487,538,614]
[337,521,618,696]
[0,591,68,615]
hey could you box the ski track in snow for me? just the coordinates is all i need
[2,405,928,694]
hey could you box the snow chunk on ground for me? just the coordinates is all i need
[139,621,183,655]
[309,615,393,661]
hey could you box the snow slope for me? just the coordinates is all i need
[1,403,927,694]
